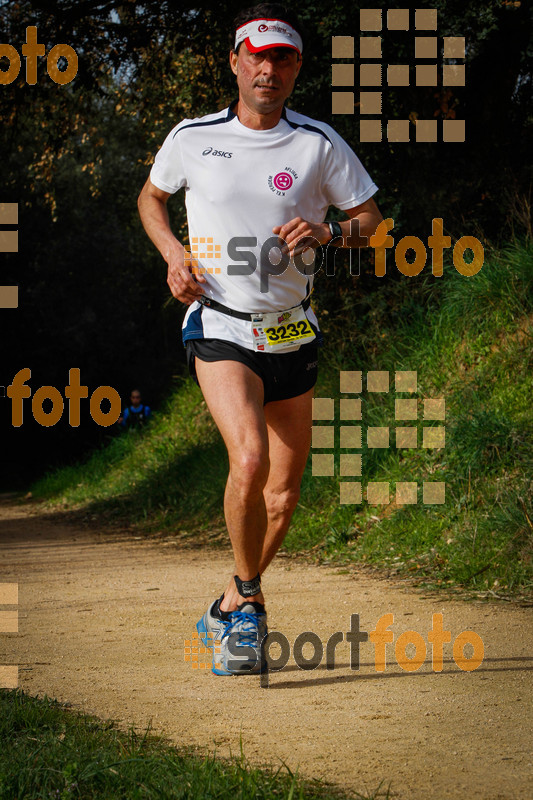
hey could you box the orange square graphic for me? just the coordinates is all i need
[0,666,18,689]
[360,92,382,115]
[423,482,446,504]
[0,611,18,633]
[340,371,362,393]
[340,454,362,476]
[443,37,465,58]
[360,120,382,142]
[424,398,445,420]
[0,287,18,308]
[396,426,417,449]
[340,426,362,448]
[0,202,18,225]
[443,65,465,86]
[415,119,438,142]
[359,37,381,59]
[340,482,363,504]
[415,37,437,59]
[0,231,18,253]
[360,9,382,31]
[395,399,417,420]
[340,399,361,420]
[332,92,354,115]
[395,370,417,392]
[312,454,334,476]
[367,371,389,392]
[0,584,18,604]
[388,120,410,142]
[415,9,437,30]
[443,120,465,142]
[312,426,334,448]
[360,64,382,86]
[367,482,389,505]
[332,64,355,86]
[332,36,354,58]
[396,482,418,505]
[312,398,334,420]
[387,8,409,30]
[367,427,389,448]
[387,65,410,86]
[416,65,438,87]
[423,426,445,449]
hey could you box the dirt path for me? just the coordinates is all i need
[0,497,532,799]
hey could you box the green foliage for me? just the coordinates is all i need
[1,689,380,799]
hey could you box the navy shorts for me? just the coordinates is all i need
[186,338,318,404]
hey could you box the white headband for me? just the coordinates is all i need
[235,18,303,55]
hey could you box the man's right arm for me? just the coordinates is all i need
[137,178,206,305]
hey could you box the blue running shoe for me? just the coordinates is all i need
[212,602,268,676]
[196,598,231,654]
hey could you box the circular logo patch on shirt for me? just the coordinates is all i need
[273,172,293,191]
[268,168,298,195]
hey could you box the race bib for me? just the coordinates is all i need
[251,304,316,352]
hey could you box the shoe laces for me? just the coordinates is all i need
[222,610,261,647]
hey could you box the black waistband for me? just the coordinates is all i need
[198,295,310,321]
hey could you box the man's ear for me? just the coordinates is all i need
[229,49,238,76]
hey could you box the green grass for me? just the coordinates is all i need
[0,690,390,800]
[31,239,533,598]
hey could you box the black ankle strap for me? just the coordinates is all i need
[234,573,261,597]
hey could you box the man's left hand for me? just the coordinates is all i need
[272,218,330,257]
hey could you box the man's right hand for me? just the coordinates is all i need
[137,177,206,306]
[166,248,207,306]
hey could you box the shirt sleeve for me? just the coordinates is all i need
[320,125,378,210]
[149,121,191,194]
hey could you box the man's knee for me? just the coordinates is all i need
[265,486,301,519]
[230,451,270,494]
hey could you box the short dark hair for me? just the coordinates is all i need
[230,3,306,54]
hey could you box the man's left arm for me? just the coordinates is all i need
[272,197,384,257]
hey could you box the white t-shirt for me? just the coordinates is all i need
[150,102,378,350]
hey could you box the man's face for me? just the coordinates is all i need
[131,392,141,407]
[230,44,302,114]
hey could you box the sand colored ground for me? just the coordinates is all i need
[1,496,532,799]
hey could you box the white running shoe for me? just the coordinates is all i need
[197,600,268,676]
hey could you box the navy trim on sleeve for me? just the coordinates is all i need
[281,108,334,147]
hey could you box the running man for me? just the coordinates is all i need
[138,3,383,675]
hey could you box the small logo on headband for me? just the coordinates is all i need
[258,23,268,32]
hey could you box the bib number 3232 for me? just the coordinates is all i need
[251,305,316,353]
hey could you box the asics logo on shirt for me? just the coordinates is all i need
[202,147,233,158]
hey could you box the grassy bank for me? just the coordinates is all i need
[32,240,533,599]
[0,689,386,799]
